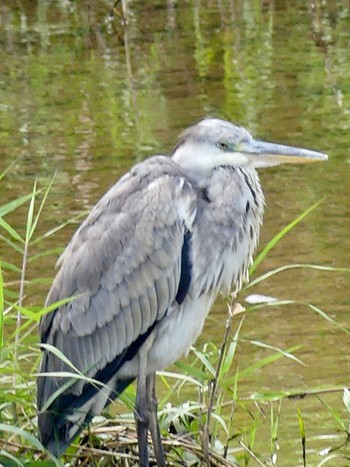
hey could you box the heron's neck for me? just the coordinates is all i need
[204,166,263,207]
[190,166,265,296]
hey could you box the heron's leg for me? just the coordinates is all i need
[135,351,150,467]
[147,373,166,467]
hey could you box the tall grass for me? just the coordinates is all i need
[0,179,59,465]
[0,168,349,466]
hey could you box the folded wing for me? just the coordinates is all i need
[37,156,197,454]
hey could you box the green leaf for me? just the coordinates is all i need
[12,305,40,322]
[220,316,244,378]
[37,344,114,412]
[210,412,228,434]
[297,408,305,438]
[297,407,306,467]
[1,260,22,274]
[26,179,37,242]
[0,157,20,181]
[232,367,239,400]
[0,450,25,466]
[249,340,305,366]
[0,218,24,244]
[0,262,3,348]
[0,423,44,452]
[250,199,324,275]
[28,247,64,262]
[0,192,35,218]
[159,402,203,422]
[246,263,350,290]
[29,175,56,240]
[270,402,281,445]
[37,369,102,413]
[32,212,87,245]
[12,296,78,326]
[157,370,205,388]
[191,347,216,376]
[38,343,83,374]
[36,296,77,318]
[0,234,25,255]
[175,360,210,381]
[227,345,302,384]
[318,396,346,431]
[308,304,350,336]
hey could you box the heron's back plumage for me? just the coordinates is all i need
[37,154,264,455]
[37,156,198,453]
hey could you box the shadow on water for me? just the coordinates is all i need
[0,0,349,464]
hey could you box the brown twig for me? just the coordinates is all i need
[202,295,237,466]
[240,440,265,466]
[233,386,348,403]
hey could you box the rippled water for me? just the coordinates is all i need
[0,1,349,464]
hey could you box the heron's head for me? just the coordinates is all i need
[172,118,328,174]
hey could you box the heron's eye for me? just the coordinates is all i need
[217,141,230,150]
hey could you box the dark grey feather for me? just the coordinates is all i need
[37,156,198,452]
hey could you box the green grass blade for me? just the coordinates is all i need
[0,192,35,218]
[210,412,228,434]
[0,262,3,348]
[26,179,37,242]
[0,450,25,466]
[250,199,324,275]
[0,234,24,254]
[10,297,78,334]
[270,402,281,459]
[12,305,40,322]
[30,174,56,240]
[249,340,305,366]
[297,408,306,467]
[0,424,63,464]
[37,372,115,413]
[191,347,217,376]
[0,218,24,244]
[37,373,95,412]
[0,157,20,181]
[317,454,349,467]
[308,304,350,335]
[318,396,346,431]
[0,423,49,455]
[32,212,87,244]
[28,247,64,262]
[220,316,244,378]
[247,300,350,336]
[37,296,77,318]
[175,360,210,381]
[1,260,22,274]
[246,263,350,290]
[227,344,302,384]
[38,343,82,374]
[158,370,205,388]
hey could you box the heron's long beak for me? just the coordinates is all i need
[240,139,328,168]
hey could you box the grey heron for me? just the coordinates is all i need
[37,118,327,465]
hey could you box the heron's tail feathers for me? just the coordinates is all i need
[38,377,134,457]
[39,409,92,457]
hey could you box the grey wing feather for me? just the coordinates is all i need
[37,156,197,409]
